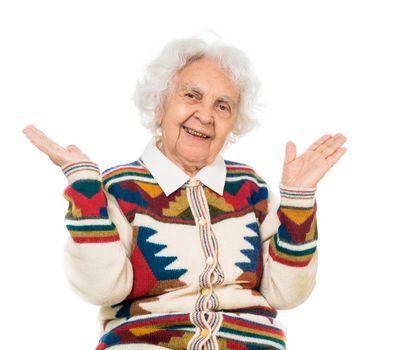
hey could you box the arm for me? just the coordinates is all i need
[21,125,135,305]
[61,161,133,306]
[258,132,347,309]
[258,184,318,310]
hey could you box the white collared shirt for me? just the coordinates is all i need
[139,138,226,197]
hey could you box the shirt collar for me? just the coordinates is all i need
[139,137,226,196]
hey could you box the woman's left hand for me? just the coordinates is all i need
[280,133,347,188]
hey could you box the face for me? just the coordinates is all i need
[155,58,240,176]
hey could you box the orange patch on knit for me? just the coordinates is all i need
[250,289,264,297]
[281,207,314,225]
[135,181,163,198]
[158,331,194,348]
[149,279,187,295]
[216,338,230,350]
[138,295,160,303]
[271,247,313,263]
[70,230,117,238]
[235,271,259,289]
[130,304,152,316]
[204,188,234,212]
[129,297,159,317]
[223,321,284,340]
[63,195,82,218]
[163,192,190,217]
[129,326,158,337]
[130,226,139,256]
[306,219,318,241]
[254,200,268,215]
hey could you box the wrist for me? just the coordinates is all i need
[279,183,316,208]
[61,161,101,185]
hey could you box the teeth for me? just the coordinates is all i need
[184,127,208,138]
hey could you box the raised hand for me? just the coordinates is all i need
[281,133,347,188]
[22,124,91,167]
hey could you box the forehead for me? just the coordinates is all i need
[174,58,239,101]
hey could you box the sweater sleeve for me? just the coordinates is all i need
[61,161,133,306]
[258,183,318,310]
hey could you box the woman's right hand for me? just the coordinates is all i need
[22,124,92,167]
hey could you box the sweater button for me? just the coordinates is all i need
[198,218,206,226]
[201,287,210,295]
[206,256,214,265]
[200,329,209,337]
[188,178,199,186]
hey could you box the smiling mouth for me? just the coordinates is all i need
[183,126,211,139]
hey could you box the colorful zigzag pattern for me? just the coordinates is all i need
[97,312,286,350]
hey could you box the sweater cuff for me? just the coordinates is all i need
[61,161,101,185]
[279,184,316,208]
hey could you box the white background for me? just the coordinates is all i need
[1,0,418,349]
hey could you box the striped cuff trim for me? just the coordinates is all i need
[65,218,114,227]
[269,236,317,267]
[65,218,119,243]
[279,185,316,199]
[276,239,317,252]
[279,185,316,208]
[61,161,100,177]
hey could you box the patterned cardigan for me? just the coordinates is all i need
[61,157,318,350]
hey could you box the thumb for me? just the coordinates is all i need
[67,144,90,160]
[67,144,81,152]
[284,141,297,164]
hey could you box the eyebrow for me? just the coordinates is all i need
[180,83,237,107]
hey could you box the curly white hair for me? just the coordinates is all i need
[131,37,261,142]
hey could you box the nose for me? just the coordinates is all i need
[194,102,214,124]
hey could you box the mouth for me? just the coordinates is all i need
[182,126,211,139]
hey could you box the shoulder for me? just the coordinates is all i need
[225,160,270,216]
[101,159,153,190]
[225,159,267,188]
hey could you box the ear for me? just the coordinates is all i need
[155,105,164,126]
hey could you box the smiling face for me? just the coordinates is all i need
[155,58,240,176]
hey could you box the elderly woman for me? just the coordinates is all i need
[23,37,347,350]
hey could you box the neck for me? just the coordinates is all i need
[180,165,200,177]
[156,140,203,177]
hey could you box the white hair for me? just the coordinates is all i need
[131,37,261,142]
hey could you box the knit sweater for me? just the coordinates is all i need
[61,141,318,350]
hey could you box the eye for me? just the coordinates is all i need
[185,92,198,99]
[218,103,231,112]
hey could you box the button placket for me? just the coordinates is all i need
[185,182,223,350]
[186,184,219,287]
[200,287,211,296]
[198,218,206,226]
[188,310,222,350]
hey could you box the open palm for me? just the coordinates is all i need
[281,133,347,188]
[22,124,91,167]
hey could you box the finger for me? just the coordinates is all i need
[325,147,347,168]
[315,134,342,153]
[319,134,347,158]
[308,134,333,152]
[284,141,297,164]
[23,125,66,156]
[23,126,52,153]
[33,127,64,150]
